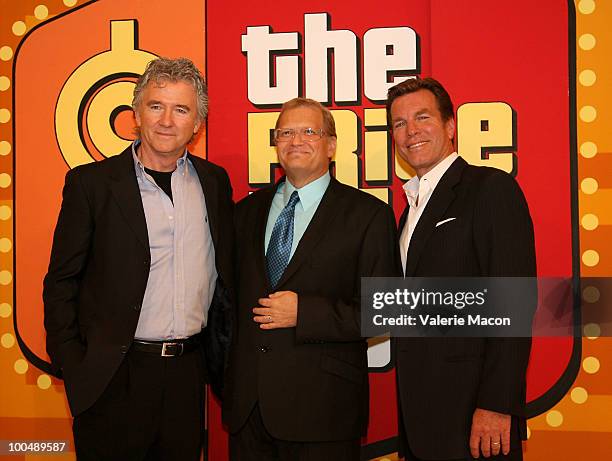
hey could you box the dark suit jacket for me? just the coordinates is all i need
[395,156,536,460]
[223,176,399,442]
[43,145,234,416]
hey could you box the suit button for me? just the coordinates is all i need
[120,345,129,354]
[133,304,141,311]
[259,346,268,353]
[143,260,150,267]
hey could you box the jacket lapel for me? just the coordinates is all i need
[398,204,409,234]
[190,154,220,247]
[274,177,340,288]
[109,146,149,251]
[404,156,466,276]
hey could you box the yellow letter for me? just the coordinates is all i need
[457,102,515,173]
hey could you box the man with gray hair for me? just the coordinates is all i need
[44,57,234,460]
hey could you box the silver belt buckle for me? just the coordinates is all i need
[161,342,183,357]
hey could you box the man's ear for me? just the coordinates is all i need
[327,136,337,160]
[134,108,141,127]
[445,117,456,141]
[194,117,202,134]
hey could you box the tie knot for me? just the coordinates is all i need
[286,190,300,209]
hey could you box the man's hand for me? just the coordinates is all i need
[253,291,298,329]
[469,408,511,458]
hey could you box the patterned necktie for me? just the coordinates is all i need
[266,191,300,288]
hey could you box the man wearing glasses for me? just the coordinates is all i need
[223,98,399,460]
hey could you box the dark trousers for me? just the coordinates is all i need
[73,347,205,461]
[230,405,361,461]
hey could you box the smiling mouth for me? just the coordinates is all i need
[408,141,428,149]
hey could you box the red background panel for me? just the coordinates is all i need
[206,0,575,456]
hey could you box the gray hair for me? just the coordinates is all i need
[132,57,208,120]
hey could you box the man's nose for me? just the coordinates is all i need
[290,130,305,145]
[159,109,173,126]
[406,120,419,136]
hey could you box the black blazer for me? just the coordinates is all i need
[223,177,400,441]
[395,156,537,459]
[43,145,234,416]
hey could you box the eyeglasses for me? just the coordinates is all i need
[274,127,325,142]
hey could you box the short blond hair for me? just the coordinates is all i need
[275,98,337,138]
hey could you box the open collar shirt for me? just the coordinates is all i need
[131,141,217,340]
[400,152,459,274]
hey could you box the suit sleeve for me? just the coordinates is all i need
[203,166,235,399]
[473,172,537,415]
[215,166,236,289]
[295,204,401,343]
[43,168,93,376]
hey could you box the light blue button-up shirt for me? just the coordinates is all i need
[264,172,331,259]
[132,142,217,340]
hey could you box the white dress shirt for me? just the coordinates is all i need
[400,152,459,274]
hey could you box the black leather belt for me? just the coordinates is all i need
[132,334,201,357]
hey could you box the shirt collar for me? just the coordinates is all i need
[283,171,331,211]
[403,152,459,207]
[132,140,189,178]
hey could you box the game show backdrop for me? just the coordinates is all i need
[0,1,610,459]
